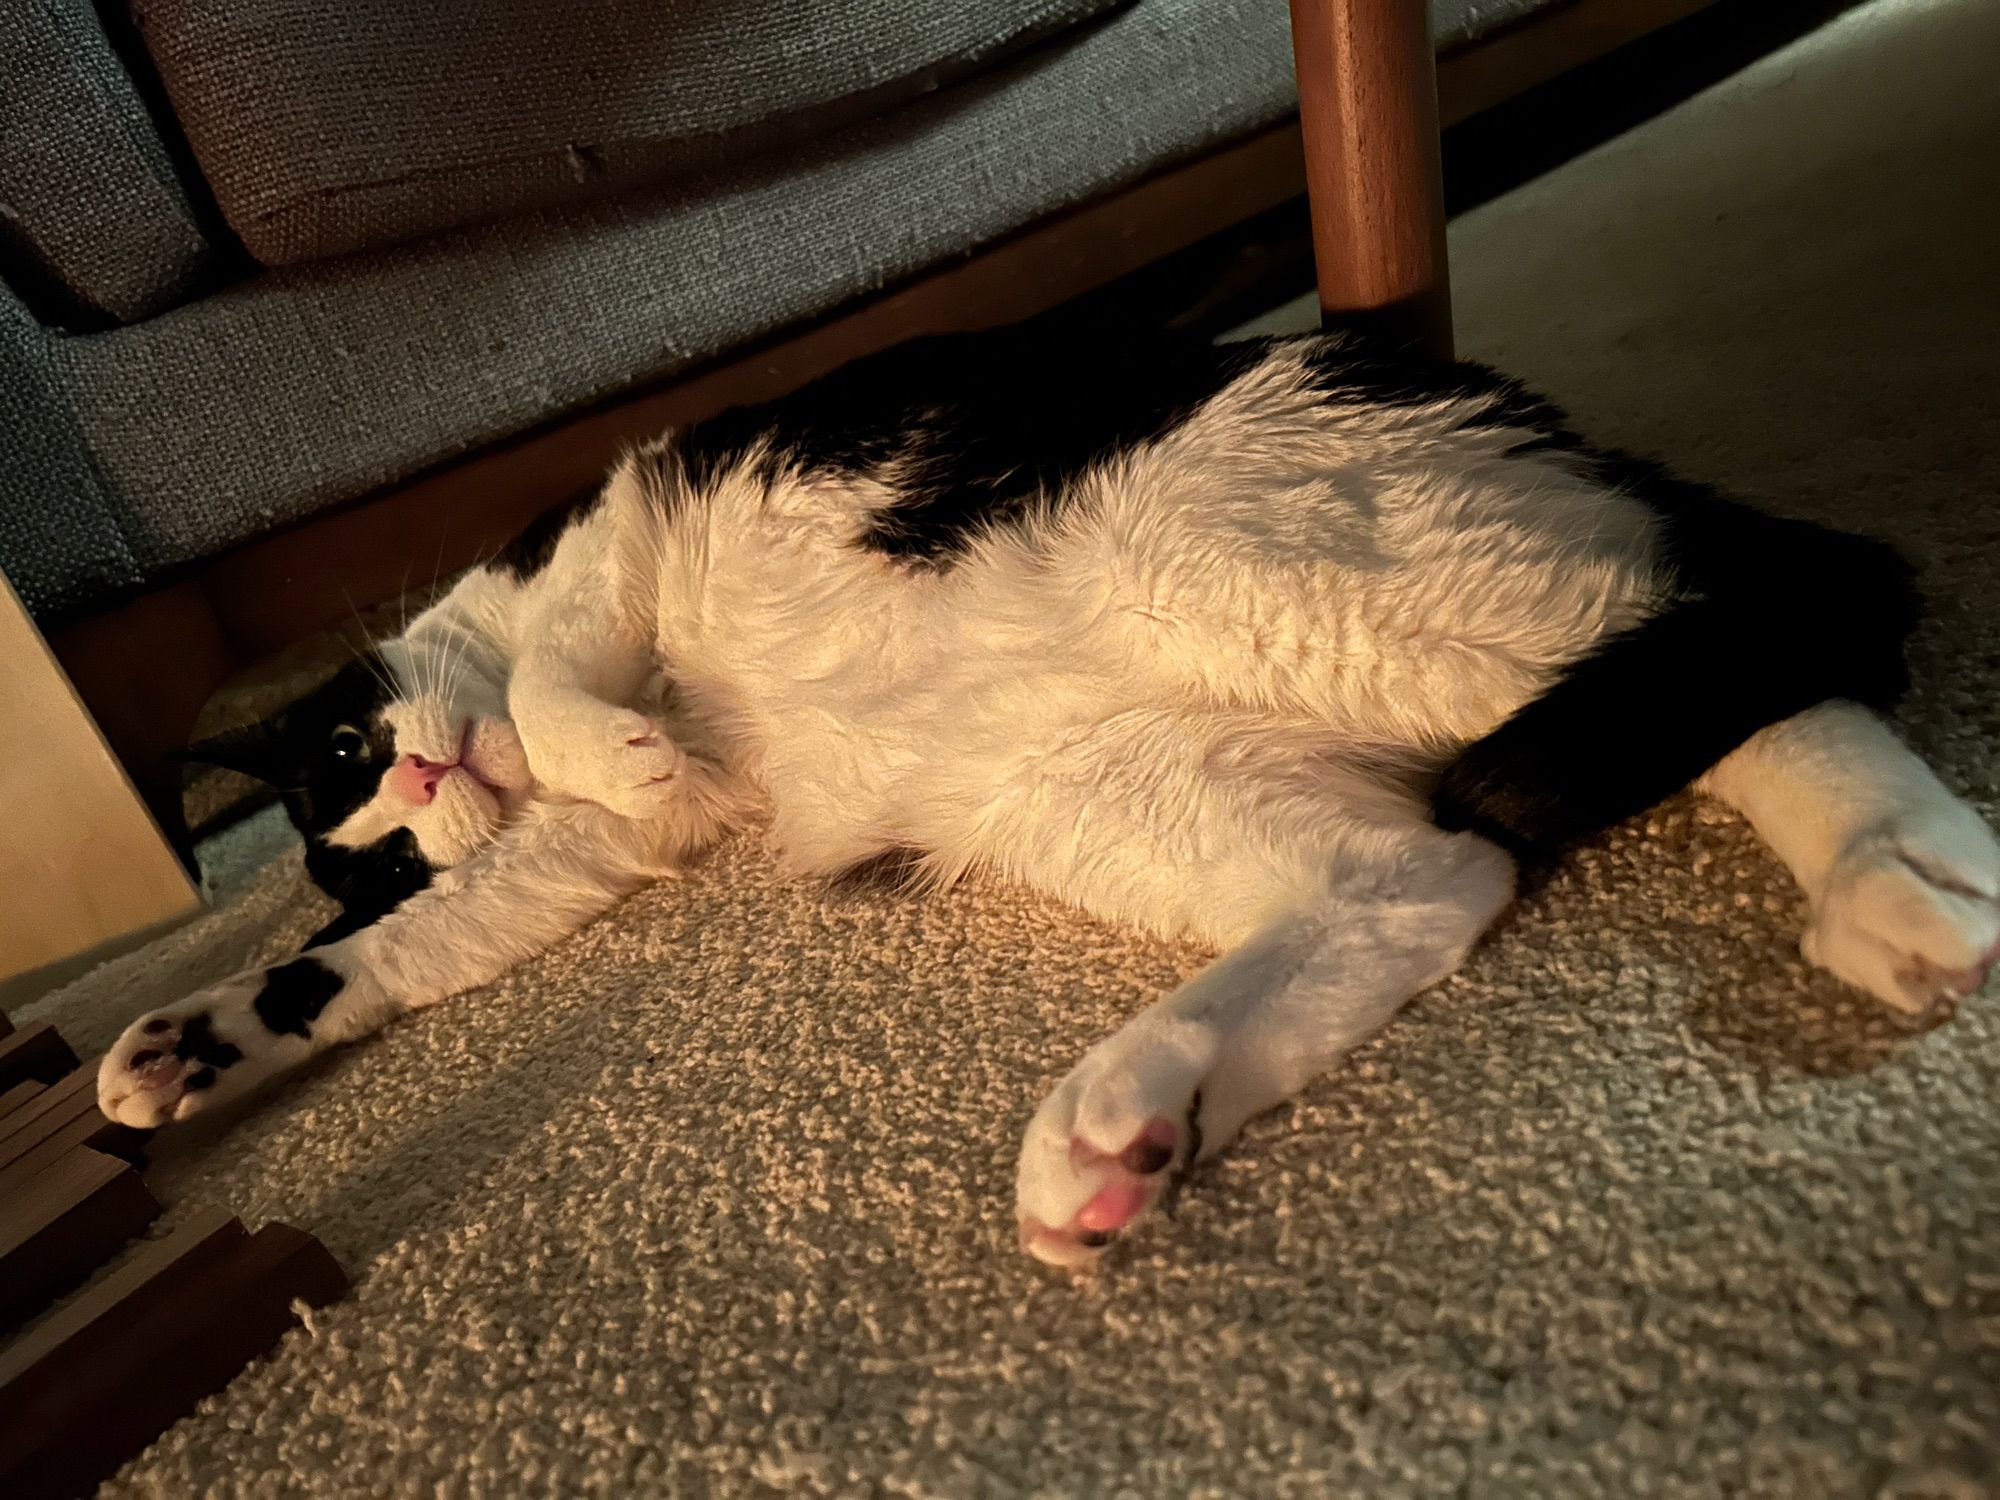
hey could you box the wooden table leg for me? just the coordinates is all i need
[1287,0,1454,358]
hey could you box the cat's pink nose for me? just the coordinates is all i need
[388,753,453,805]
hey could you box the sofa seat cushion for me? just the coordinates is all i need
[0,0,217,324]
[134,0,1130,266]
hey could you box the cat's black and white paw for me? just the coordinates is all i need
[97,961,334,1127]
[1015,1015,1221,1268]
[1806,805,2000,1016]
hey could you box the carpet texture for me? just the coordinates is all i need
[23,0,2000,1492]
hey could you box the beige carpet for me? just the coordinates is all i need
[26,0,2000,1492]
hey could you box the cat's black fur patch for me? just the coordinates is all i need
[827,845,933,894]
[1433,413,1920,858]
[253,957,345,1039]
[666,328,1272,566]
[174,1012,244,1071]
[1297,338,1575,442]
[668,328,1586,569]
[182,655,436,936]
[184,657,399,833]
[304,828,431,948]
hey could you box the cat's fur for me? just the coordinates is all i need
[99,327,2000,1266]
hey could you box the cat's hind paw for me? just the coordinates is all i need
[1806,807,2000,1017]
[1015,1016,1219,1268]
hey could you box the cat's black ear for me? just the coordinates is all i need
[175,718,300,787]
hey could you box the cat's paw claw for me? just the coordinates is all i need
[1016,1016,1219,1268]
[1807,814,2000,1017]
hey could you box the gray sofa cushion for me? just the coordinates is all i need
[0,0,216,324]
[136,0,1131,265]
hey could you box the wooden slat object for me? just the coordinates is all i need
[0,1026,78,1094]
[0,1081,43,1122]
[0,1147,160,1330]
[0,1067,98,1163]
[0,574,200,999]
[0,1210,348,1500]
[0,1066,146,1173]
[1288,0,1452,355]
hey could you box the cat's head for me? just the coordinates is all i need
[184,640,535,913]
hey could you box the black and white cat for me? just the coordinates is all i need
[98,327,2000,1267]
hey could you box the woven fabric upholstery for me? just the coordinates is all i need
[0,298,146,612]
[136,0,1130,265]
[5,0,1296,617]
[0,0,215,323]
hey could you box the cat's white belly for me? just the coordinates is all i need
[657,431,1667,878]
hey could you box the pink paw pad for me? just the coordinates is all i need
[1022,1118,1183,1263]
[1948,937,2000,995]
[124,1047,185,1091]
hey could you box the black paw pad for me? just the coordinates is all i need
[174,1013,244,1070]
[1120,1139,1174,1175]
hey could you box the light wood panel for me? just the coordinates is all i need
[0,574,199,1000]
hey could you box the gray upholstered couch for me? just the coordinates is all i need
[1,0,1542,626]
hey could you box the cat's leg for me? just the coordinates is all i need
[99,803,662,1127]
[503,468,691,818]
[1017,820,1510,1266]
[510,645,692,821]
[985,712,1513,1265]
[1698,700,2000,1014]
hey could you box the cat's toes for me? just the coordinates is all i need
[97,998,252,1128]
[608,718,690,814]
[1806,813,2000,1017]
[98,980,274,1120]
[1015,1017,1219,1269]
[572,712,688,818]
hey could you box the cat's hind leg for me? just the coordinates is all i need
[1016,820,1510,1266]
[980,714,1513,1266]
[1699,700,2000,1015]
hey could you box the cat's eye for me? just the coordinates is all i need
[329,725,366,759]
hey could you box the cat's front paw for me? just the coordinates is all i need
[532,705,689,820]
[1015,1016,1220,1269]
[1806,806,2000,1017]
[98,967,324,1127]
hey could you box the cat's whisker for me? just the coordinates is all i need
[437,622,475,713]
